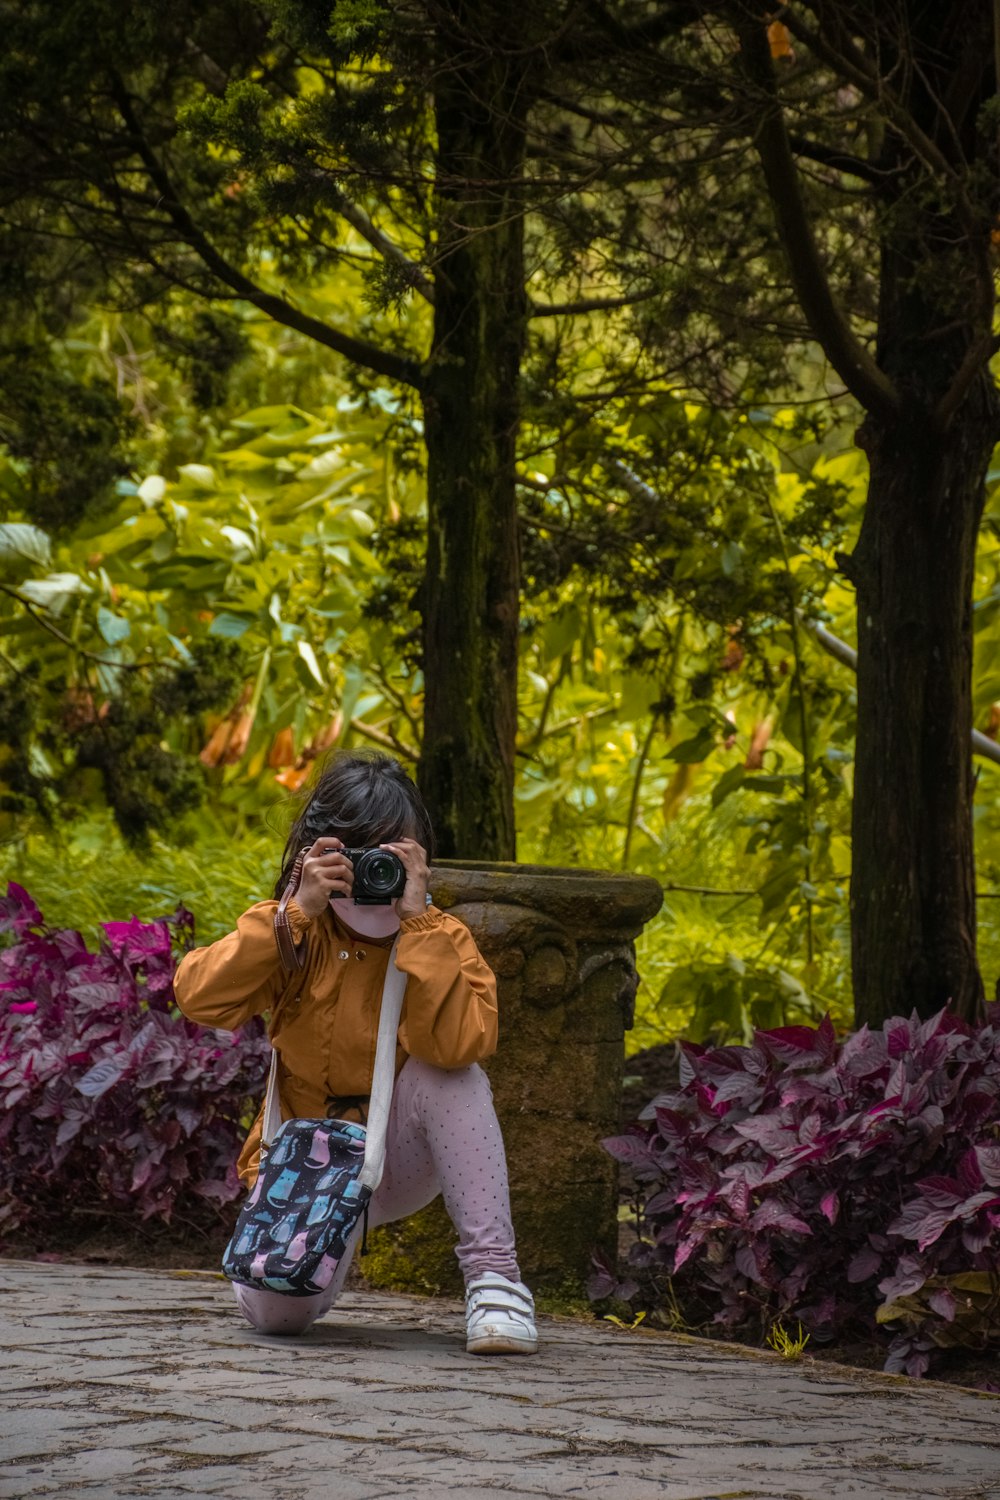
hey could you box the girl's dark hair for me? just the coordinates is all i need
[274,750,434,898]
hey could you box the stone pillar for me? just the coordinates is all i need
[362,861,663,1296]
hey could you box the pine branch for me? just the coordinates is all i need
[776,5,972,197]
[109,78,423,391]
[736,21,900,421]
[554,2,702,64]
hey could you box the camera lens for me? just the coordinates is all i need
[363,852,402,893]
[352,848,406,901]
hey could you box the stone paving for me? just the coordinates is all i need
[1,1260,998,1500]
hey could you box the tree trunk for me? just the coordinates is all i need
[419,11,529,860]
[850,386,998,1025]
[844,0,1000,1027]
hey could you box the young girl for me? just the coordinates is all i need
[174,750,537,1354]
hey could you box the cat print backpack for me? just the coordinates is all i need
[222,941,406,1297]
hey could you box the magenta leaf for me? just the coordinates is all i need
[0,886,268,1239]
[102,916,172,961]
[0,883,42,936]
[606,1003,1000,1378]
[75,1052,132,1100]
[927,1287,957,1322]
[846,1245,881,1283]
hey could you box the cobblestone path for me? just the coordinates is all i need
[1,1261,998,1499]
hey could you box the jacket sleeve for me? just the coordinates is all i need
[173,899,311,1032]
[394,907,498,1068]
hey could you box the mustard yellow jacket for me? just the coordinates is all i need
[174,901,498,1187]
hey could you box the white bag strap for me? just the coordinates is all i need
[261,938,407,1196]
[261,1045,283,1150]
[357,941,406,1191]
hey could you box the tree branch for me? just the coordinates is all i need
[0,585,148,670]
[799,612,1000,769]
[529,289,659,317]
[785,132,885,186]
[109,78,423,391]
[606,458,666,507]
[777,5,971,195]
[553,2,702,65]
[347,718,418,761]
[933,332,1000,429]
[736,21,900,421]
[329,188,435,305]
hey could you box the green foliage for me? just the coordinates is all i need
[0,303,881,1043]
[10,817,280,949]
[2,258,1000,1048]
[0,296,427,844]
[766,1321,810,1359]
[0,342,131,532]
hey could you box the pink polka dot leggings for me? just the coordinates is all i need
[232,1058,521,1335]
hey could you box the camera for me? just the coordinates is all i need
[340,847,406,905]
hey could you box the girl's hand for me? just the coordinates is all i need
[293,838,354,919]
[381,838,430,921]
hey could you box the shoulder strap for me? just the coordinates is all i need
[358,941,407,1192]
[260,937,407,1197]
[274,850,308,971]
[261,1043,284,1149]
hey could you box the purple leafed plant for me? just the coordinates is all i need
[0,882,268,1236]
[599,1009,1000,1376]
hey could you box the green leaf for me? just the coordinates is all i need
[347,507,376,536]
[232,404,299,427]
[28,742,55,779]
[19,573,87,609]
[299,450,344,479]
[168,634,194,664]
[539,606,581,664]
[96,606,131,645]
[177,464,217,489]
[221,525,257,556]
[711,763,747,808]
[137,475,167,507]
[758,864,801,915]
[338,662,366,728]
[745,773,796,794]
[208,612,252,639]
[0,522,51,570]
[720,540,742,576]
[297,639,325,686]
[667,727,716,763]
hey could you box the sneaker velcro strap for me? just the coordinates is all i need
[467,1287,534,1316]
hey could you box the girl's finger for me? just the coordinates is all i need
[307,850,351,871]
[381,840,426,866]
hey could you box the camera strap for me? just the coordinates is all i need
[274,848,309,971]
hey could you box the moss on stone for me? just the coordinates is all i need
[360,1201,463,1296]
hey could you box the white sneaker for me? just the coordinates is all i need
[465,1274,538,1355]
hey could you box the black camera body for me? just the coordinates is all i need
[341,847,406,905]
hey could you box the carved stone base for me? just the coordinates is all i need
[363,861,663,1295]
